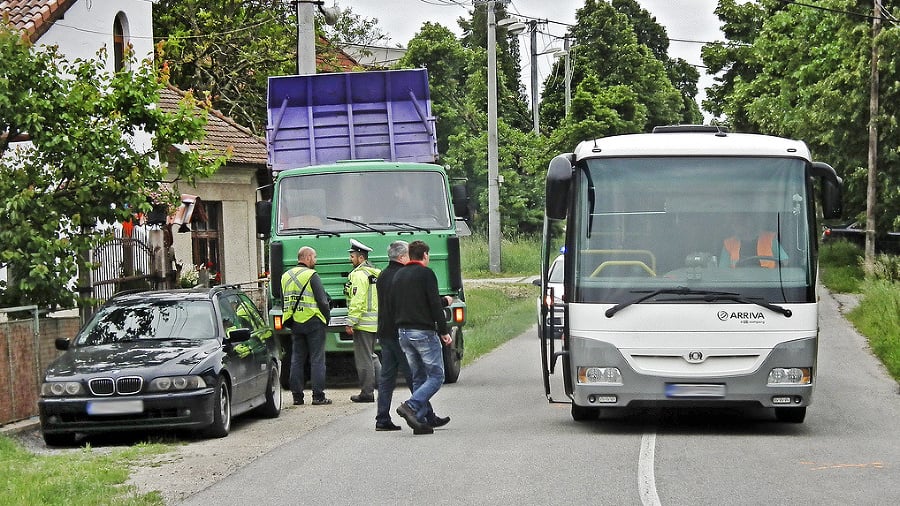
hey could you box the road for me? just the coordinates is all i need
[180,288,900,505]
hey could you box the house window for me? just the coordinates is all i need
[113,13,128,72]
[192,201,224,285]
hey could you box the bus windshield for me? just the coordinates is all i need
[276,171,451,234]
[571,157,814,304]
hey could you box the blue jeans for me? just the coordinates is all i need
[398,328,444,423]
[376,335,411,425]
[289,318,327,401]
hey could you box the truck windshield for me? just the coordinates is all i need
[571,157,814,304]
[276,171,452,234]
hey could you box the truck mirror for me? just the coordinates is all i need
[452,184,470,220]
[256,201,272,239]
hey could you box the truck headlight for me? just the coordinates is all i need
[767,367,811,385]
[577,367,622,385]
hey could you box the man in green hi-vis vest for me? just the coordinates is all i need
[282,246,332,406]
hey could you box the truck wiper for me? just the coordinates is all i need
[370,221,431,233]
[700,293,792,317]
[325,216,385,235]
[281,227,339,237]
[605,287,740,318]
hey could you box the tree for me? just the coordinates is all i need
[541,0,686,136]
[706,0,900,237]
[0,27,223,309]
[154,2,388,133]
[153,0,296,133]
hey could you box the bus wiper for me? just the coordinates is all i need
[605,287,739,318]
[700,293,792,317]
[370,221,431,233]
[326,216,385,235]
[281,227,339,237]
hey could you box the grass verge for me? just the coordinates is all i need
[819,241,900,381]
[462,283,539,366]
[0,437,168,506]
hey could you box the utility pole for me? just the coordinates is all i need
[529,21,539,134]
[486,0,502,273]
[563,35,572,118]
[865,0,882,275]
[296,0,317,74]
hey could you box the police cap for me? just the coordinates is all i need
[348,239,373,254]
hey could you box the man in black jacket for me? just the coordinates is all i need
[374,240,449,432]
[391,241,452,435]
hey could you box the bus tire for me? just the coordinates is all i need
[571,403,600,421]
[775,406,806,423]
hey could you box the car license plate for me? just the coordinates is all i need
[87,399,144,415]
[665,383,726,398]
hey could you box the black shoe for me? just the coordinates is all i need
[413,424,434,435]
[311,398,332,405]
[292,395,304,406]
[351,393,375,403]
[427,415,450,428]
[396,402,429,433]
[375,421,402,431]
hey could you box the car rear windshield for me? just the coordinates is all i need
[78,300,216,345]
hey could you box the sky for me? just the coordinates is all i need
[344,0,723,118]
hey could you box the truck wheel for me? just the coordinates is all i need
[279,334,292,390]
[42,431,76,447]
[571,403,600,421]
[257,364,283,418]
[443,327,463,384]
[775,406,806,423]
[204,376,232,438]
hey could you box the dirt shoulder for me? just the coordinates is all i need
[12,388,369,504]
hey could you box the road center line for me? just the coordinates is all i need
[639,430,662,506]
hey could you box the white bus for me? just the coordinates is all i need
[538,126,843,423]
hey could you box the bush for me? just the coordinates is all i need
[872,254,900,283]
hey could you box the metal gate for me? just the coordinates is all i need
[91,227,155,304]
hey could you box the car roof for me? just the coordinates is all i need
[108,286,241,304]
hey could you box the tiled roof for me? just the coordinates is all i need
[159,86,268,167]
[0,0,75,42]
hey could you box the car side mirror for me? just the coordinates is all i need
[55,338,71,351]
[532,279,541,286]
[226,328,252,343]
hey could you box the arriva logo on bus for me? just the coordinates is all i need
[718,311,766,322]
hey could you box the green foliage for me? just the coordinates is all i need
[872,254,900,283]
[847,279,900,381]
[705,0,900,238]
[819,241,864,292]
[0,436,168,506]
[0,25,223,309]
[461,233,541,278]
[541,0,687,135]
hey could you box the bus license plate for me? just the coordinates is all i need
[665,383,726,398]
[87,399,144,415]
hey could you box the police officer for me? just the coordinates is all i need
[282,246,332,405]
[345,239,381,403]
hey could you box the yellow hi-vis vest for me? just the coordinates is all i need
[345,262,380,332]
[282,266,325,324]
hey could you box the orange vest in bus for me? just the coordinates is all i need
[724,232,776,268]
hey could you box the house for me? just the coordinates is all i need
[2,0,270,294]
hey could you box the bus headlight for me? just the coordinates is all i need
[577,367,622,385]
[767,367,811,385]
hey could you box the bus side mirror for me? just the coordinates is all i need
[821,179,842,219]
[256,201,272,239]
[546,154,573,220]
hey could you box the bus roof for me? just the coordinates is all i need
[573,130,812,161]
